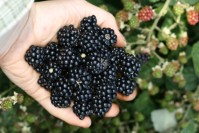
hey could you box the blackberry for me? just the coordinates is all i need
[73,101,92,120]
[44,42,60,62]
[51,88,71,108]
[91,96,112,117]
[92,64,117,85]
[55,77,72,99]
[68,68,92,90]
[100,28,117,47]
[38,75,55,91]
[117,77,136,96]
[72,88,92,102]
[25,45,45,73]
[78,32,103,53]
[119,53,141,79]
[85,48,111,74]
[80,15,97,33]
[95,82,117,101]
[57,25,79,48]
[43,62,62,81]
[110,47,126,69]
[57,48,81,69]
[135,53,150,64]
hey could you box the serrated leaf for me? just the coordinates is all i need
[181,120,197,133]
[191,41,199,77]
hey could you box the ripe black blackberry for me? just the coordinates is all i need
[72,88,92,102]
[117,77,136,96]
[80,15,97,33]
[85,48,111,74]
[73,101,92,120]
[44,42,60,62]
[57,25,79,48]
[91,96,112,117]
[68,67,92,90]
[135,53,150,64]
[119,53,141,79]
[55,77,72,99]
[25,45,45,73]
[99,28,117,47]
[43,62,62,81]
[57,48,81,69]
[51,88,71,108]
[38,75,55,91]
[78,32,103,53]
[92,64,117,85]
[95,82,117,101]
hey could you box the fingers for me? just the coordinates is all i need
[117,89,137,101]
[39,94,91,128]
[105,103,120,117]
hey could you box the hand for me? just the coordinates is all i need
[0,0,137,128]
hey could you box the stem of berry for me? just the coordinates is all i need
[146,0,171,43]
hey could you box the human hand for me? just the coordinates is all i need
[0,0,137,128]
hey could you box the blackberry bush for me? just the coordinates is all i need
[24,15,147,120]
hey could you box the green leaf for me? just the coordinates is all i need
[183,66,198,91]
[132,91,155,116]
[192,41,199,77]
[181,120,197,133]
[182,0,199,5]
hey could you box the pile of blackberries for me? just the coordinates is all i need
[25,15,148,120]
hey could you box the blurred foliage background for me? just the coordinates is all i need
[1,0,199,133]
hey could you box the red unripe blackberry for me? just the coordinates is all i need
[138,6,154,22]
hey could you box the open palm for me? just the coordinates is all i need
[0,0,136,128]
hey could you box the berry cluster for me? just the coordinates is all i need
[25,15,148,120]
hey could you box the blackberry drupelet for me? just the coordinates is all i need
[91,96,112,117]
[117,77,136,96]
[44,42,60,62]
[25,45,45,73]
[51,88,71,108]
[57,25,79,48]
[100,28,117,47]
[73,101,92,120]
[57,48,81,69]
[43,62,62,81]
[68,67,92,90]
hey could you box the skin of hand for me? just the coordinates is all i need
[0,0,137,128]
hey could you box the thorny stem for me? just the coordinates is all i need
[146,0,171,43]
